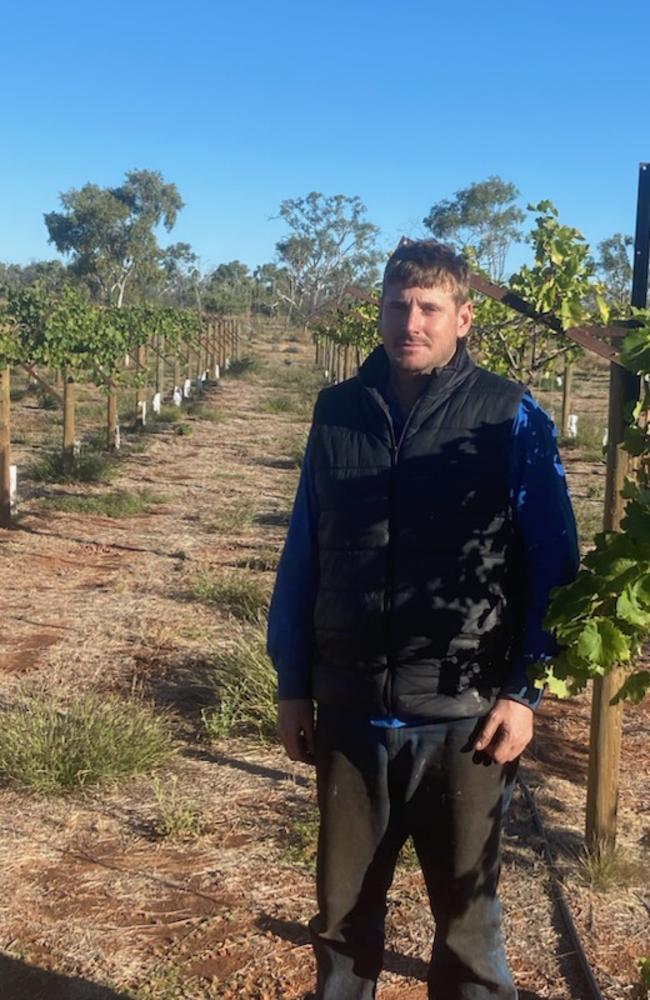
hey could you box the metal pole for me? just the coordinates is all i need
[586,163,649,849]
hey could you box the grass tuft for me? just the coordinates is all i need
[288,439,306,468]
[190,573,270,622]
[233,549,280,572]
[0,695,174,794]
[259,395,296,414]
[201,632,277,741]
[282,809,320,871]
[183,400,222,422]
[44,488,165,518]
[26,448,118,484]
[576,841,645,892]
[151,777,207,839]
[155,405,184,423]
[224,355,260,378]
[35,385,60,410]
[205,499,256,533]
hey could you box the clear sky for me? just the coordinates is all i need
[1,0,649,276]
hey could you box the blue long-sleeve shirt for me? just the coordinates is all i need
[268,391,579,715]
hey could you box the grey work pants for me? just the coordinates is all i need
[309,707,518,1000]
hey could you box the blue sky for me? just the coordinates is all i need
[1,0,649,277]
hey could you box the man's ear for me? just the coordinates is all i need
[457,300,473,339]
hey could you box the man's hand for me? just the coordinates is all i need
[473,698,534,764]
[278,698,316,765]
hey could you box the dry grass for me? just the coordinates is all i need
[26,447,119,484]
[0,695,174,794]
[43,488,166,518]
[201,631,277,741]
[189,573,270,622]
[150,777,207,840]
[0,329,646,1000]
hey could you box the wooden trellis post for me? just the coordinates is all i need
[561,357,574,436]
[586,162,649,849]
[0,368,12,527]
[62,373,76,476]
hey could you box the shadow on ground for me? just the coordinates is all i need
[0,954,130,1000]
[258,915,429,983]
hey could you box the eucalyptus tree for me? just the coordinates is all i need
[596,233,634,315]
[44,169,184,307]
[274,192,381,323]
[423,176,524,281]
[203,260,254,315]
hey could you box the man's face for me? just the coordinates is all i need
[380,283,473,375]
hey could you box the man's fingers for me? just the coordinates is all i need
[277,699,316,764]
[474,715,500,751]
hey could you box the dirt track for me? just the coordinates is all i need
[0,326,648,999]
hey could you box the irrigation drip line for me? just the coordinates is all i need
[516,776,606,1000]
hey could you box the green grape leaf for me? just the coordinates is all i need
[620,325,650,373]
[544,669,571,698]
[575,618,630,669]
[545,572,601,631]
[611,671,650,705]
[616,584,650,627]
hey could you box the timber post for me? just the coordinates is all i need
[586,162,650,849]
[62,373,76,476]
[0,368,12,527]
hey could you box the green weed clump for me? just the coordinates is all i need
[206,500,256,533]
[0,695,174,794]
[260,395,296,414]
[190,573,270,623]
[288,439,306,468]
[151,777,207,840]
[26,448,118,484]
[224,355,260,378]
[234,549,280,572]
[282,809,320,871]
[183,400,222,422]
[155,405,184,423]
[576,842,644,892]
[201,633,277,742]
[632,958,650,1000]
[35,385,60,410]
[45,488,165,518]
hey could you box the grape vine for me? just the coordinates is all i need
[536,314,650,704]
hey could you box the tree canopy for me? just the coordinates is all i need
[595,233,633,314]
[423,176,524,281]
[274,192,381,322]
[44,169,184,307]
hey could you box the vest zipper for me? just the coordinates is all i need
[373,388,429,715]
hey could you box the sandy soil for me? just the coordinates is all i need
[0,325,647,999]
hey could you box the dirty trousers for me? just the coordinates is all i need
[309,707,518,1000]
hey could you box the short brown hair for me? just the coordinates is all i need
[382,239,470,306]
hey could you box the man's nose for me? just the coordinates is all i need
[405,303,421,332]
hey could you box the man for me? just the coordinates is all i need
[268,240,578,999]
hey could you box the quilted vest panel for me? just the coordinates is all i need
[310,344,526,719]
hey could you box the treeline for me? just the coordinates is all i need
[0,170,637,338]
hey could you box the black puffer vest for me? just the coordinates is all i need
[310,343,526,720]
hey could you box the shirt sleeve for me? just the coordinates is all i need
[266,437,320,700]
[500,393,580,709]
